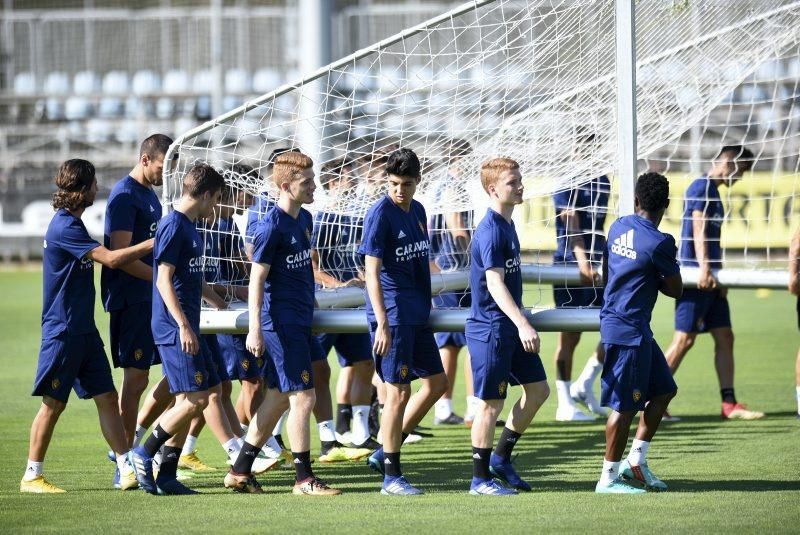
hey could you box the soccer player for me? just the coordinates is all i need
[359,148,449,496]
[788,227,800,419]
[552,171,611,421]
[102,133,173,449]
[595,172,682,494]
[465,158,548,495]
[429,139,478,426]
[22,159,153,493]
[664,145,764,420]
[130,163,227,495]
[225,151,341,495]
[313,157,380,452]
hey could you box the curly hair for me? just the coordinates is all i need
[635,172,670,212]
[51,159,95,211]
[480,157,519,193]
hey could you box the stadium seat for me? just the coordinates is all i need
[43,72,70,120]
[132,70,161,95]
[64,96,92,120]
[174,117,196,138]
[99,71,128,118]
[226,68,251,94]
[157,69,191,119]
[116,119,141,144]
[85,119,114,143]
[253,67,282,94]
[739,85,767,104]
[73,71,101,95]
[13,72,37,94]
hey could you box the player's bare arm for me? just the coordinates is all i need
[88,237,154,270]
[485,267,539,354]
[789,228,800,295]
[364,255,390,356]
[109,229,154,280]
[691,209,716,290]
[246,261,269,356]
[155,261,197,355]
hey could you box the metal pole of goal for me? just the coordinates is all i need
[616,0,637,216]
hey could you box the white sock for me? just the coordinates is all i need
[273,410,289,436]
[223,437,241,458]
[435,398,453,420]
[555,380,575,408]
[240,422,249,435]
[576,355,603,389]
[600,459,621,484]
[796,386,800,415]
[23,460,43,481]
[133,425,147,448]
[263,436,282,456]
[627,439,650,465]
[318,420,336,443]
[465,395,479,420]
[351,404,371,445]
[116,451,134,475]
[181,435,198,456]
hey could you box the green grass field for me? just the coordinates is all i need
[1,268,799,533]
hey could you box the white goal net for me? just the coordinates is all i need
[161,0,800,331]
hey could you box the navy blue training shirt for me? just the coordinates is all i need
[358,195,431,326]
[312,211,363,284]
[601,214,680,346]
[41,209,101,339]
[252,206,315,329]
[553,175,610,264]
[679,176,724,268]
[101,175,161,311]
[466,208,522,335]
[151,210,205,344]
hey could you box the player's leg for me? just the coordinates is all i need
[349,359,379,449]
[464,354,479,427]
[310,351,343,462]
[554,331,594,421]
[570,342,607,416]
[93,389,138,490]
[22,396,67,493]
[434,340,465,425]
[152,391,209,494]
[134,375,173,446]
[398,327,449,435]
[709,326,764,420]
[335,365,354,440]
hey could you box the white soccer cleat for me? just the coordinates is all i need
[570,383,608,417]
[555,405,596,422]
[403,433,423,445]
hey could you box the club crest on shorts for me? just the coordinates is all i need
[241,358,250,371]
[301,370,311,384]
[194,371,204,386]
[400,365,409,379]
[632,389,642,402]
[256,358,263,368]
[51,378,60,390]
[498,381,508,397]
[134,348,143,361]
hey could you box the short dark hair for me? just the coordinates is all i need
[386,148,421,179]
[182,164,225,198]
[139,133,173,160]
[52,159,95,211]
[635,172,670,212]
[444,138,472,166]
[717,145,754,171]
[320,157,354,190]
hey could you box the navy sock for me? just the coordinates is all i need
[142,425,171,458]
[336,404,352,434]
[158,446,181,480]
[494,428,522,460]
[384,452,401,477]
[232,441,260,474]
[721,388,736,404]
[293,451,313,482]
[472,447,492,480]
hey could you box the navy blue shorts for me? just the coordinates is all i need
[317,333,373,367]
[262,324,315,393]
[553,284,603,308]
[32,330,115,403]
[110,301,160,369]
[158,334,218,394]
[466,322,547,400]
[310,335,327,363]
[434,331,467,349]
[217,333,265,381]
[674,288,731,333]
[203,334,230,384]
[601,339,677,412]
[369,323,444,384]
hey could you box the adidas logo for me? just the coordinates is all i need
[397,230,406,239]
[291,236,298,245]
[507,437,517,443]
[472,453,482,460]
[294,458,303,464]
[384,459,392,465]
[245,449,257,457]
[153,429,159,437]
[611,229,637,259]
[150,205,155,213]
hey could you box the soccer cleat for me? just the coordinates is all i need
[107,450,116,463]
[434,412,465,425]
[319,445,352,463]
[335,431,352,445]
[620,460,667,492]
[293,476,342,496]
[131,446,157,494]
[570,384,608,417]
[113,467,120,489]
[251,454,281,475]
[595,477,647,494]
[661,410,681,422]
[381,475,423,496]
[469,478,518,496]
[403,433,423,445]
[555,405,596,422]
[224,471,264,494]
[156,476,199,495]
[178,449,216,472]
[20,476,66,494]
[721,402,765,420]
[349,437,382,451]
[366,447,385,476]
[489,453,532,492]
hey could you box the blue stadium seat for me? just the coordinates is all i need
[132,70,161,95]
[13,72,37,94]
[157,69,190,119]
[73,71,100,95]
[253,67,281,94]
[99,71,129,118]
[43,72,70,120]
